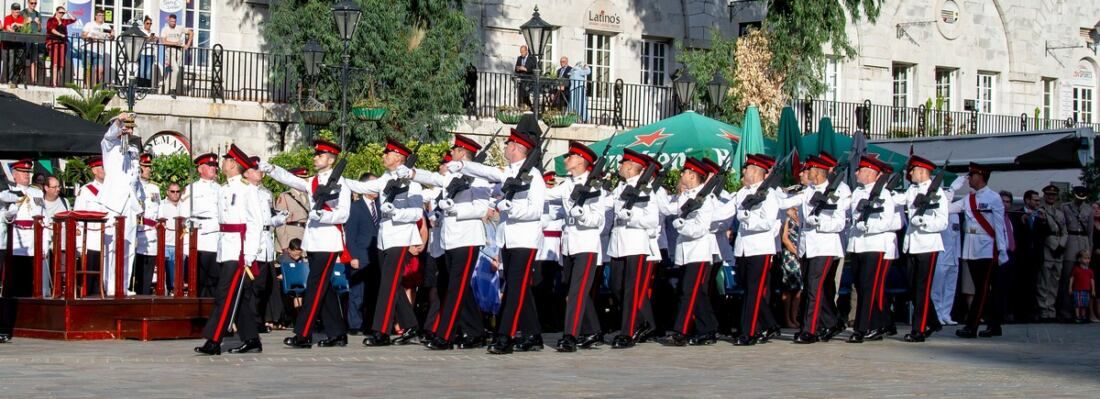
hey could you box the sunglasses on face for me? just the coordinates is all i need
[168,190,180,193]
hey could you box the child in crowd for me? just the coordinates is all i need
[1069,249,1096,324]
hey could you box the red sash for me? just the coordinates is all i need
[968,193,998,260]
[86,184,99,196]
[543,230,562,238]
[311,177,353,263]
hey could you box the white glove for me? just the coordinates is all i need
[671,218,686,229]
[805,215,820,226]
[244,256,256,267]
[496,200,512,211]
[855,221,868,232]
[428,212,438,224]
[569,206,585,218]
[395,165,412,179]
[438,198,455,210]
[616,208,633,221]
[259,161,275,173]
[446,161,464,173]
[380,202,396,214]
[737,210,750,220]
[949,175,967,192]
[912,216,925,227]
[309,210,323,221]
[270,212,288,227]
[0,191,20,203]
[998,249,1009,266]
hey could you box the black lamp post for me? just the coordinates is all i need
[706,71,729,115]
[519,6,558,121]
[331,0,362,148]
[673,68,697,113]
[117,21,149,112]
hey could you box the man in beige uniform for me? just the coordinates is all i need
[1036,184,1067,321]
[1058,186,1093,321]
[274,168,311,255]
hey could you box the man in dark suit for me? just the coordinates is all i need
[1013,189,1047,322]
[345,173,381,334]
[552,56,573,110]
[514,45,538,109]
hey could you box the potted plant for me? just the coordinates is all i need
[541,109,578,128]
[299,97,334,126]
[496,105,526,124]
[351,96,388,122]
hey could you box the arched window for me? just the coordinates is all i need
[1070,60,1097,124]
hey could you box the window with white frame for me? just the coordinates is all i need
[585,32,612,98]
[976,72,996,114]
[824,57,840,102]
[540,32,556,75]
[640,39,667,86]
[1074,87,1094,124]
[1042,78,1057,120]
[934,68,954,111]
[187,0,213,63]
[892,64,911,122]
[119,0,143,26]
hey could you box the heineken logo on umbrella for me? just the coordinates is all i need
[626,128,672,148]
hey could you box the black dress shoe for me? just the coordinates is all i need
[362,332,392,346]
[661,333,688,347]
[515,334,544,352]
[426,336,454,350]
[846,332,864,343]
[420,331,436,346]
[955,327,977,338]
[631,324,654,343]
[194,340,222,355]
[283,335,313,348]
[732,335,757,346]
[487,337,515,355]
[257,325,272,334]
[577,333,603,349]
[0,334,10,343]
[457,335,486,349]
[863,329,885,341]
[821,325,844,342]
[392,328,420,346]
[688,332,717,346]
[793,332,819,344]
[318,335,348,347]
[903,333,925,343]
[978,327,1002,337]
[885,325,897,336]
[555,335,578,352]
[228,338,263,353]
[610,334,634,349]
[765,326,782,340]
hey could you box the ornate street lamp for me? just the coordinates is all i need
[332,0,363,42]
[706,71,729,113]
[673,68,697,112]
[116,21,149,112]
[302,39,325,77]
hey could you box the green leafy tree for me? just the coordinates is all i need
[265,140,452,195]
[264,0,477,149]
[676,30,741,125]
[55,83,123,125]
[150,153,199,196]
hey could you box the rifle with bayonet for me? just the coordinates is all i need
[739,151,796,210]
[383,132,428,203]
[680,141,741,218]
[856,171,901,224]
[620,141,669,210]
[569,132,619,207]
[445,127,502,199]
[312,158,348,211]
[709,139,739,197]
[808,162,850,216]
[911,156,950,217]
[501,130,552,201]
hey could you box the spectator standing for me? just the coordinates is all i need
[1058,186,1093,321]
[1036,184,1067,321]
[513,45,536,109]
[3,3,27,85]
[274,168,310,255]
[158,182,183,292]
[137,16,155,85]
[344,173,381,335]
[158,14,189,97]
[45,6,75,87]
[1068,249,1094,323]
[19,1,39,32]
[1013,190,1045,322]
[779,207,803,328]
[80,9,112,87]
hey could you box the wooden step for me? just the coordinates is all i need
[116,316,207,341]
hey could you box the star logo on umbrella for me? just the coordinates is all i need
[717,129,740,142]
[627,128,672,148]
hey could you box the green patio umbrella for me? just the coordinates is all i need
[553,111,776,174]
[774,106,802,177]
[731,106,767,179]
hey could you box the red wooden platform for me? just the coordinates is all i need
[11,296,213,341]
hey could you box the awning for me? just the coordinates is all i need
[951,168,1083,199]
[0,91,105,158]
[872,128,1094,171]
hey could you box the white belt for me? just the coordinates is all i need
[966,227,990,236]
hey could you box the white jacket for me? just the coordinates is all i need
[215,176,263,264]
[544,171,607,257]
[73,180,107,252]
[181,178,221,252]
[795,181,851,258]
[847,182,901,259]
[412,169,490,250]
[731,182,781,257]
[900,180,948,254]
[266,166,351,253]
[670,185,718,265]
[4,185,49,256]
[457,160,546,250]
[135,180,161,255]
[345,171,425,250]
[608,175,660,258]
[950,186,1008,263]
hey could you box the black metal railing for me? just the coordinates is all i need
[0,32,293,103]
[790,98,1100,139]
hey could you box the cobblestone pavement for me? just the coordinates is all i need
[1,324,1098,398]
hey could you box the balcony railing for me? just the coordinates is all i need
[790,98,1100,139]
[0,32,293,103]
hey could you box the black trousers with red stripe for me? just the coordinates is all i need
[498,247,540,339]
[964,258,1003,330]
[563,252,600,337]
[372,247,419,335]
[201,261,257,343]
[737,255,777,338]
[852,251,892,334]
[800,255,839,336]
[674,262,718,336]
[907,251,942,334]
[293,252,346,339]
[615,255,653,337]
[435,246,484,341]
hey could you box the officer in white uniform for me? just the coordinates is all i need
[846,155,901,343]
[449,119,546,355]
[727,154,782,346]
[661,157,718,346]
[181,153,223,297]
[2,160,47,298]
[72,156,107,296]
[99,115,144,296]
[194,146,264,355]
[246,156,286,334]
[133,153,161,295]
[950,162,1009,338]
[606,149,661,349]
[898,155,949,342]
[344,138,425,347]
[261,139,352,349]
